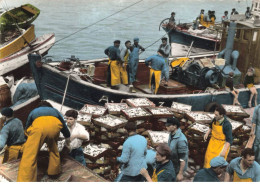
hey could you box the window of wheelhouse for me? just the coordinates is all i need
[235,29,241,39]
[243,29,251,40]
[255,2,258,11]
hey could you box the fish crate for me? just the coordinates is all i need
[227,118,243,133]
[121,107,152,121]
[92,114,128,130]
[80,104,107,118]
[77,113,92,126]
[171,102,192,114]
[83,144,109,162]
[146,107,174,118]
[40,139,65,152]
[147,130,170,147]
[188,122,210,136]
[105,103,128,115]
[125,98,155,108]
[222,104,249,118]
[241,125,251,134]
[185,111,212,124]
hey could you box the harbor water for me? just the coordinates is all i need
[1,0,251,60]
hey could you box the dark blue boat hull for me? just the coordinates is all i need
[29,54,258,111]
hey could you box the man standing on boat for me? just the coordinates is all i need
[145,49,167,94]
[203,104,233,168]
[165,117,189,182]
[0,107,26,163]
[231,8,238,16]
[222,11,229,23]
[120,40,131,86]
[245,7,252,19]
[128,37,145,93]
[117,122,147,182]
[17,101,70,182]
[251,103,260,164]
[158,37,170,86]
[105,40,126,89]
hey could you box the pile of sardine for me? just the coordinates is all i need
[187,112,212,121]
[105,103,128,113]
[127,98,154,107]
[83,144,107,157]
[207,113,215,119]
[77,113,92,123]
[123,107,151,118]
[242,125,251,132]
[0,175,9,182]
[80,105,107,116]
[227,118,243,131]
[171,102,191,113]
[40,140,65,152]
[94,115,127,127]
[149,107,173,115]
[222,105,244,113]
[190,123,209,134]
[148,131,170,144]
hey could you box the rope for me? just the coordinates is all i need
[54,0,144,44]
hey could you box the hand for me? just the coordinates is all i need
[219,152,225,158]
[140,168,149,177]
[204,133,209,141]
[177,173,183,181]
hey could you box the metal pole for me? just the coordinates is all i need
[186,40,194,58]
[60,74,71,112]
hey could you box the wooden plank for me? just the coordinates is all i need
[245,135,255,149]
[6,11,23,22]
[21,5,38,15]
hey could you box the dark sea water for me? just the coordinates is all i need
[2,0,251,60]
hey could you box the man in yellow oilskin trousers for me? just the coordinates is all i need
[17,101,70,182]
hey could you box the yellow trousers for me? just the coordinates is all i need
[2,144,24,163]
[149,68,162,94]
[17,116,63,182]
[110,60,128,86]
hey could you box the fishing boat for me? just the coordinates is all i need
[159,19,222,54]
[0,32,55,77]
[0,4,40,32]
[0,25,36,59]
[27,19,260,112]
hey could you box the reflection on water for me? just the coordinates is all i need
[1,0,251,60]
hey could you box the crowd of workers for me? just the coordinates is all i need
[0,100,260,182]
[104,36,170,94]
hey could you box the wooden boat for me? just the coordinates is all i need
[0,4,40,32]
[0,33,55,76]
[160,19,221,53]
[0,25,35,59]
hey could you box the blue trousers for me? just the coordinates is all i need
[69,147,86,166]
[128,58,138,84]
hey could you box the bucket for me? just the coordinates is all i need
[0,84,11,109]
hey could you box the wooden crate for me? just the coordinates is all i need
[171,102,192,114]
[222,104,249,118]
[105,103,128,115]
[121,107,152,121]
[188,122,209,135]
[80,104,107,118]
[92,114,128,130]
[83,144,109,162]
[227,118,243,133]
[147,130,170,147]
[185,111,212,124]
[77,113,92,126]
[146,107,174,118]
[126,98,155,108]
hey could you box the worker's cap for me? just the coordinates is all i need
[165,117,180,127]
[133,37,139,42]
[210,156,228,168]
[114,40,121,44]
[232,8,236,11]
[65,109,78,119]
[225,11,228,14]
[156,143,171,158]
[161,37,167,41]
[201,9,204,12]
[247,7,250,9]
[1,107,13,117]
[171,12,175,15]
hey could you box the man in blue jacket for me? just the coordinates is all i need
[0,107,26,163]
[17,101,70,182]
[145,49,167,94]
[166,117,189,181]
[117,122,147,182]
